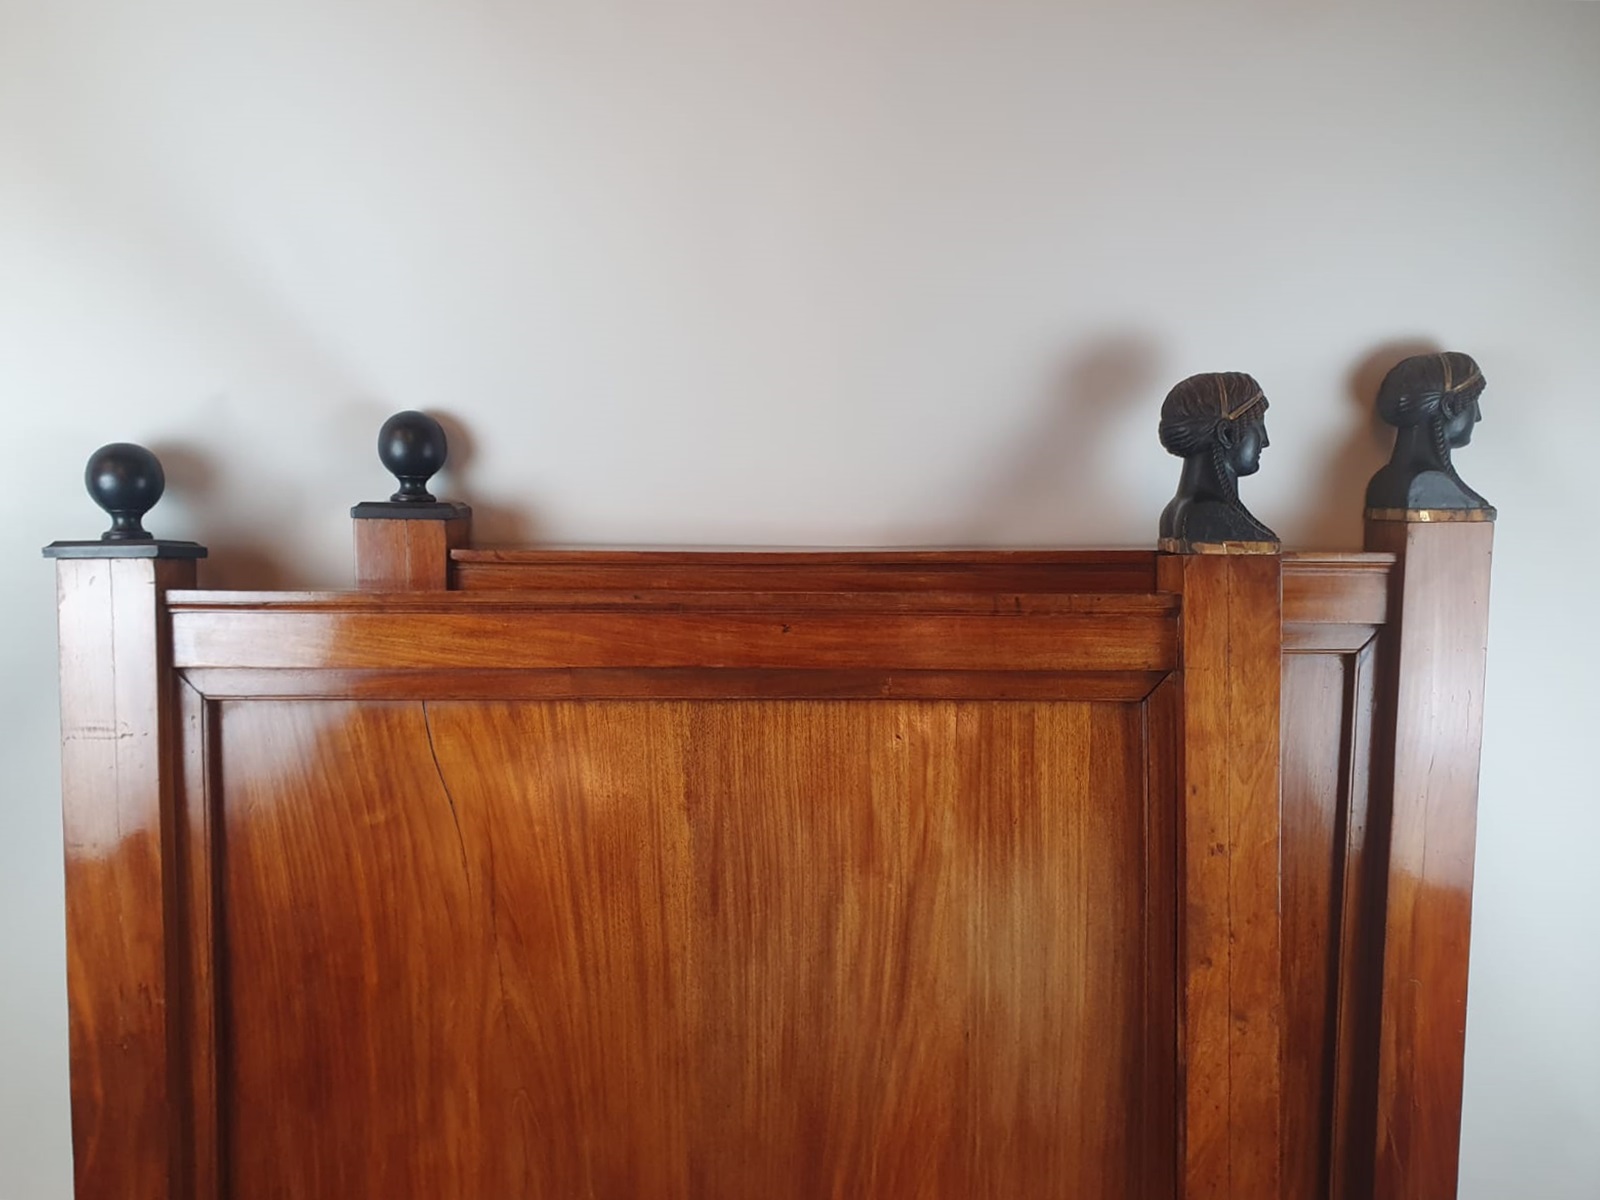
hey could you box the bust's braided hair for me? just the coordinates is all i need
[1158,372,1268,506]
[1376,351,1484,487]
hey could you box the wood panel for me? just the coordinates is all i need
[354,511,471,590]
[209,697,1169,1199]
[1279,639,1379,1200]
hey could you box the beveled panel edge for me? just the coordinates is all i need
[449,549,1161,594]
[176,667,1174,703]
[448,547,1160,565]
[165,589,1179,615]
[1283,626,1381,655]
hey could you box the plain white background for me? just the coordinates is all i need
[3,3,1597,1195]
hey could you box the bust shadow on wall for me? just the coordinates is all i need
[1274,339,1440,550]
[892,332,1163,546]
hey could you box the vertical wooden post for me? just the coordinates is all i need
[45,442,206,1199]
[44,547,204,1199]
[352,506,472,590]
[1365,512,1494,1199]
[353,410,471,589]
[1158,549,1284,1200]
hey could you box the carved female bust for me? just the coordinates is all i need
[1365,351,1492,512]
[1158,371,1278,547]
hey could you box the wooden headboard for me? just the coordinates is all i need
[45,376,1493,1199]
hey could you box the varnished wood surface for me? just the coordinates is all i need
[1365,519,1493,1199]
[54,556,197,1199]
[354,511,471,590]
[1282,552,1393,627]
[1158,552,1284,1200]
[179,667,1170,702]
[451,548,1160,594]
[1279,639,1379,1199]
[169,607,1178,674]
[169,589,1179,614]
[210,697,1168,1198]
[49,541,1490,1199]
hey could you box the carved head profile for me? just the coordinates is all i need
[1366,351,1492,512]
[1157,371,1278,547]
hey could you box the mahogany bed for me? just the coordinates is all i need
[45,372,1494,1199]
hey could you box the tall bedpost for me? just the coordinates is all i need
[43,444,206,1198]
[1154,372,1285,1198]
[351,410,472,590]
[1364,352,1495,1198]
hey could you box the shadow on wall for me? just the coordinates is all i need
[890,332,1165,546]
[152,339,1435,570]
[429,410,540,548]
[1274,338,1440,550]
[887,333,1445,551]
[146,440,306,590]
[147,400,541,588]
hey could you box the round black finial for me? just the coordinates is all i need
[84,443,165,541]
[377,411,448,502]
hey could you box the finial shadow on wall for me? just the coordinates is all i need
[427,410,541,547]
[145,440,306,590]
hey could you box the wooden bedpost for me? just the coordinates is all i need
[43,443,205,1199]
[352,410,471,590]
[1154,371,1285,1199]
[1157,548,1285,1199]
[1362,349,1495,1199]
[1363,512,1492,1199]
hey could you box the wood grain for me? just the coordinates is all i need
[54,555,197,1200]
[1279,639,1379,1199]
[178,667,1169,702]
[354,512,470,590]
[1282,552,1393,627]
[171,608,1177,674]
[1365,518,1493,1199]
[212,698,1165,1198]
[450,548,1159,594]
[1159,552,1284,1200]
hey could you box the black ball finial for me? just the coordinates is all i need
[377,411,448,502]
[84,443,165,541]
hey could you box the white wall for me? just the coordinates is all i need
[2,3,1596,1195]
